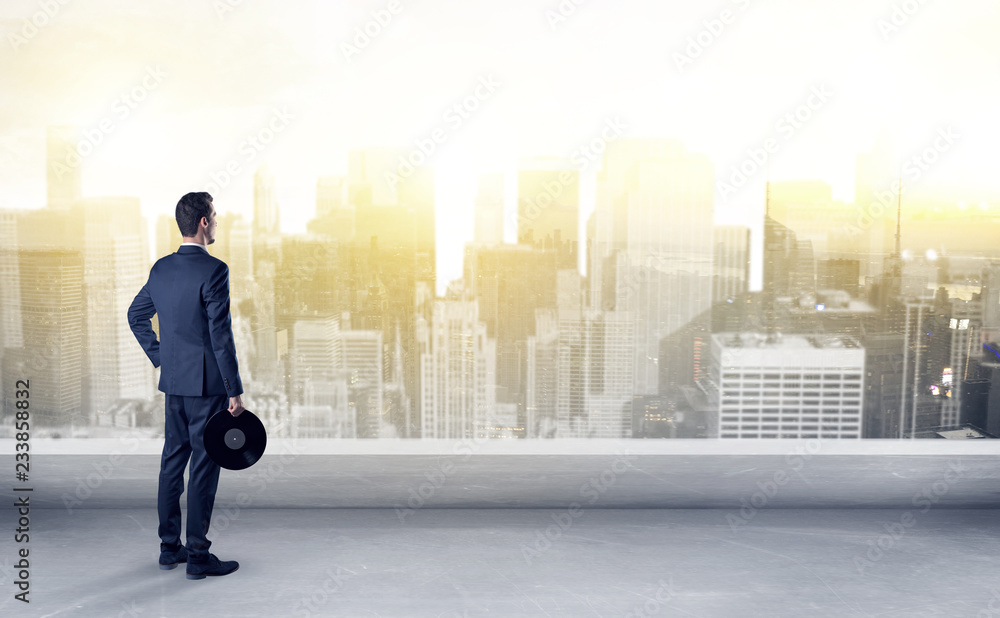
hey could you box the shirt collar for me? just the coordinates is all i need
[180,242,209,254]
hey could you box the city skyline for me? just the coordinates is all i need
[5,130,1000,440]
[2,0,999,293]
[3,0,1000,442]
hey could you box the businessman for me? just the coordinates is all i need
[128,191,245,580]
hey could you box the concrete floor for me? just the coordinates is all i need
[7,507,1000,618]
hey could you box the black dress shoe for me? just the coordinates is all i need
[159,546,188,570]
[186,554,239,580]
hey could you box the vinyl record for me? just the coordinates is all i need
[204,409,267,470]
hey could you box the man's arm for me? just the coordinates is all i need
[127,280,160,368]
[205,262,244,398]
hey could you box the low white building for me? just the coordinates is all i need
[709,333,865,439]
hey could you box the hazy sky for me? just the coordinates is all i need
[2,0,998,290]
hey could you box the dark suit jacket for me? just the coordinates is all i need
[128,245,243,397]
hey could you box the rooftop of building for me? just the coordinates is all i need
[713,332,861,350]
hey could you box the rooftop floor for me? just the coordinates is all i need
[8,507,1000,617]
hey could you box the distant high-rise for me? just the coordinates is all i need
[291,317,349,439]
[341,328,384,439]
[524,269,633,438]
[861,332,905,439]
[899,297,938,438]
[316,175,346,217]
[981,263,1000,351]
[612,149,715,395]
[311,175,355,243]
[855,134,899,278]
[590,138,687,309]
[0,211,23,397]
[348,147,435,279]
[939,294,981,427]
[18,249,84,426]
[348,148,402,208]
[464,243,558,431]
[223,214,253,302]
[337,152,436,437]
[418,300,496,439]
[474,173,505,246]
[764,212,818,300]
[709,333,865,439]
[518,158,579,269]
[767,181,854,262]
[46,126,82,210]
[713,225,750,302]
[291,315,342,405]
[253,163,280,236]
[527,305,634,439]
[76,197,152,422]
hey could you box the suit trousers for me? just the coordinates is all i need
[158,393,227,560]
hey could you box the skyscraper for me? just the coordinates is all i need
[590,138,687,309]
[46,125,82,210]
[518,158,579,270]
[18,249,84,426]
[342,328,384,439]
[464,243,558,433]
[348,147,436,271]
[290,315,342,405]
[418,300,496,439]
[0,210,23,402]
[713,225,751,302]
[616,153,715,395]
[316,175,346,217]
[767,181,852,262]
[76,197,152,422]
[311,175,355,243]
[474,172,505,246]
[253,163,280,236]
[855,134,899,278]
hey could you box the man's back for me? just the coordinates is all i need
[128,245,242,398]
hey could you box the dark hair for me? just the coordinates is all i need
[175,192,213,237]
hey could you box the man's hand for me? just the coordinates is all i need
[228,394,245,417]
